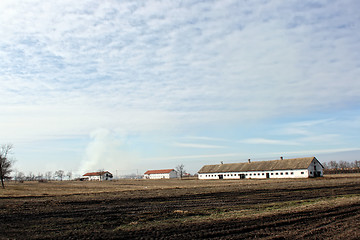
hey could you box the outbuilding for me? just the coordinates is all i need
[83,171,113,181]
[143,169,177,179]
[198,157,323,180]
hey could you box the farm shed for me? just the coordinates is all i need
[198,157,323,180]
[83,171,113,181]
[143,169,177,179]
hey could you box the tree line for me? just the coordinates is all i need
[13,170,73,182]
[323,160,360,174]
[0,143,77,188]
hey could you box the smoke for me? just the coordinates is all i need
[79,128,138,175]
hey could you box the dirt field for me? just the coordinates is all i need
[1,175,360,239]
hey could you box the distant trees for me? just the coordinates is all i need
[0,144,15,189]
[323,160,360,174]
[66,171,72,180]
[36,173,44,181]
[176,164,185,179]
[55,170,65,181]
[26,172,36,181]
[45,171,53,181]
[12,170,75,182]
[15,171,25,182]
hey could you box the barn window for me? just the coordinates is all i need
[280,172,283,175]
[246,174,248,176]
[301,172,304,174]
[285,172,289,175]
[271,173,274,175]
[262,173,264,175]
[250,174,252,176]
[231,174,233,176]
[310,172,313,174]
[276,173,279,175]
[258,173,260,176]
[291,172,294,175]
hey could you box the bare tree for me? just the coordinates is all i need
[354,160,360,168]
[328,161,339,169]
[0,144,14,189]
[26,172,35,181]
[15,171,25,182]
[36,173,44,181]
[66,171,72,180]
[338,160,350,169]
[175,164,185,179]
[45,171,53,181]
[98,169,104,181]
[322,162,329,169]
[55,170,65,181]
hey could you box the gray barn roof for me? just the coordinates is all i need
[198,157,321,173]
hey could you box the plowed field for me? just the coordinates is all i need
[1,175,360,239]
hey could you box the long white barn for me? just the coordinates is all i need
[198,157,323,180]
[143,169,177,179]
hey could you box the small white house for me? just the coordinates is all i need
[83,171,113,181]
[143,169,177,179]
[198,157,324,180]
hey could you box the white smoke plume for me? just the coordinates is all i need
[79,128,138,176]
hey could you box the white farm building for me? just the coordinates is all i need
[82,171,113,181]
[143,169,177,179]
[198,157,324,180]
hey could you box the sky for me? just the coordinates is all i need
[1,0,360,177]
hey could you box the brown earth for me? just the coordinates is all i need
[0,175,360,239]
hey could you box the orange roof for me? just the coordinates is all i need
[144,169,175,175]
[83,171,112,176]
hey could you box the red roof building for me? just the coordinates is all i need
[82,171,113,181]
[143,169,177,179]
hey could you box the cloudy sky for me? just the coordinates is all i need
[1,0,359,176]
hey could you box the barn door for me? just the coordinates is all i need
[219,174,223,179]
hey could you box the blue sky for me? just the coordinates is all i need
[1,0,360,176]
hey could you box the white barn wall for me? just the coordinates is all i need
[144,170,177,179]
[85,176,101,181]
[83,172,113,181]
[198,169,310,180]
[307,159,324,177]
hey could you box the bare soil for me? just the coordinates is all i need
[1,175,360,239]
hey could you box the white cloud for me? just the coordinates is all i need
[145,152,241,161]
[173,142,227,149]
[182,136,230,142]
[240,138,300,146]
